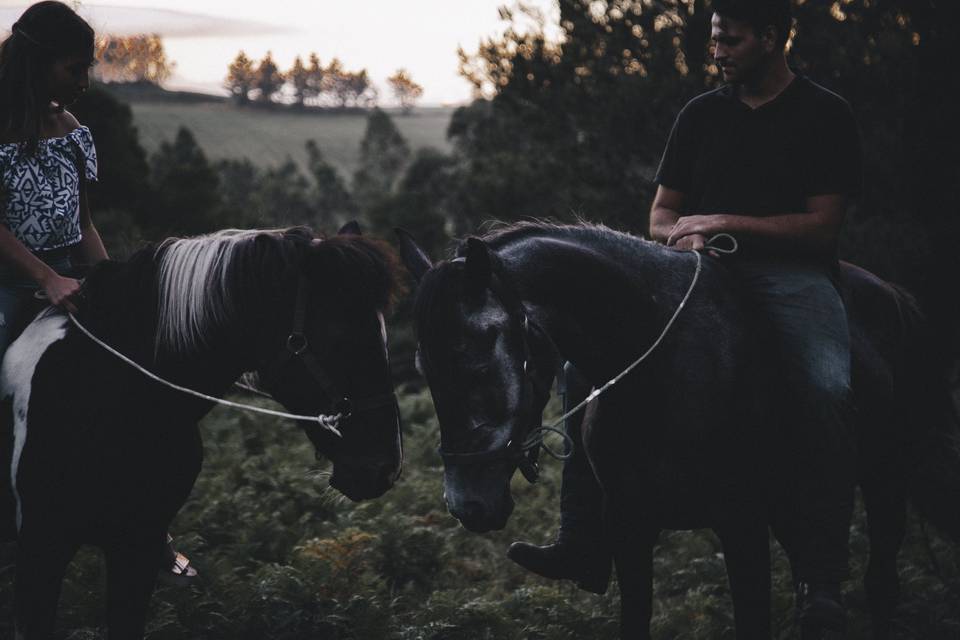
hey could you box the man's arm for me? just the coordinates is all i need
[665,193,848,255]
[649,185,711,251]
[650,183,848,254]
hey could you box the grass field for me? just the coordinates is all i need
[3,386,960,638]
[128,101,455,176]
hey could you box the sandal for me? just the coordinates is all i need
[157,533,198,586]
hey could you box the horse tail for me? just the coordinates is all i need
[891,283,960,540]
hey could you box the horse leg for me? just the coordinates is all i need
[860,475,906,640]
[611,523,658,640]
[13,534,78,639]
[717,522,771,640]
[104,531,166,640]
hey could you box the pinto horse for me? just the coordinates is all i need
[0,223,404,639]
[398,222,960,640]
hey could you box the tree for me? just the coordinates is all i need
[225,51,256,104]
[387,69,424,113]
[305,53,325,106]
[352,109,411,211]
[288,56,310,107]
[149,127,221,237]
[254,51,284,104]
[306,140,356,226]
[94,34,174,84]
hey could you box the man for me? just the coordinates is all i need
[508,0,861,634]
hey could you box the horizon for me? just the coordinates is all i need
[0,0,559,107]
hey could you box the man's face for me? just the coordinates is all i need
[711,13,769,85]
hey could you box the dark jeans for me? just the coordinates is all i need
[0,249,74,362]
[557,258,854,585]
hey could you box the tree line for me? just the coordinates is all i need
[225,51,424,111]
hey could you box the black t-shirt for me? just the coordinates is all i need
[655,74,861,226]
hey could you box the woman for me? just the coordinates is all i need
[0,0,195,584]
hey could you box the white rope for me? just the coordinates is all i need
[526,234,739,457]
[66,313,344,437]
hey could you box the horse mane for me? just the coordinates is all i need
[462,218,654,255]
[155,227,405,356]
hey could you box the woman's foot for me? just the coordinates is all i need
[157,534,198,586]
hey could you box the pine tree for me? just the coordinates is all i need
[225,51,255,104]
[352,108,410,210]
[254,51,284,104]
[387,69,424,113]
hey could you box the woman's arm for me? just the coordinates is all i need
[0,225,82,312]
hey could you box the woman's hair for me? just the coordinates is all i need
[0,1,95,152]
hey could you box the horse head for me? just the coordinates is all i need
[245,222,405,501]
[399,230,559,532]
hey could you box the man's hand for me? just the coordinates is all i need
[672,233,708,251]
[666,214,727,246]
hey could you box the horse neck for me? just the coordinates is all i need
[494,229,697,384]
[81,248,254,395]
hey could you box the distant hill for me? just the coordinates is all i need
[104,83,456,177]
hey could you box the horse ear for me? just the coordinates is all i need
[338,220,363,236]
[395,228,432,283]
[463,237,492,294]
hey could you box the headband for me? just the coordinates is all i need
[11,22,52,50]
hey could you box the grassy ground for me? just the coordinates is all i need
[127,102,455,176]
[2,386,960,638]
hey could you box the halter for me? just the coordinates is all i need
[433,258,565,484]
[258,275,398,436]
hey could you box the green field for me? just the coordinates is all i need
[2,387,960,638]
[128,102,455,176]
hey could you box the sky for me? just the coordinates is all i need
[0,0,559,106]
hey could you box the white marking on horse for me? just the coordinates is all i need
[377,312,388,359]
[0,311,69,532]
[156,228,271,355]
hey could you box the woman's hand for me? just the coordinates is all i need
[41,272,82,314]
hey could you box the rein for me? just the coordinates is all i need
[60,273,396,438]
[438,233,737,483]
[67,312,346,436]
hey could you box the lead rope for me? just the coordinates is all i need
[65,313,344,437]
[521,233,739,460]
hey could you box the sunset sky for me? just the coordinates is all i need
[0,0,558,106]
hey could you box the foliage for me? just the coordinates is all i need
[387,69,425,114]
[287,56,311,108]
[148,127,222,237]
[449,0,960,351]
[70,85,153,257]
[225,51,256,105]
[254,52,285,104]
[94,34,174,84]
[223,52,378,109]
[306,140,357,227]
[3,388,960,638]
[352,108,412,211]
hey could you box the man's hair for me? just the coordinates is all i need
[712,0,793,47]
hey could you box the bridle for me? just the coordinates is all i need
[430,258,569,484]
[258,275,398,437]
[427,234,737,484]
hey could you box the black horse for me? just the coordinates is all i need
[398,222,960,639]
[0,223,404,639]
